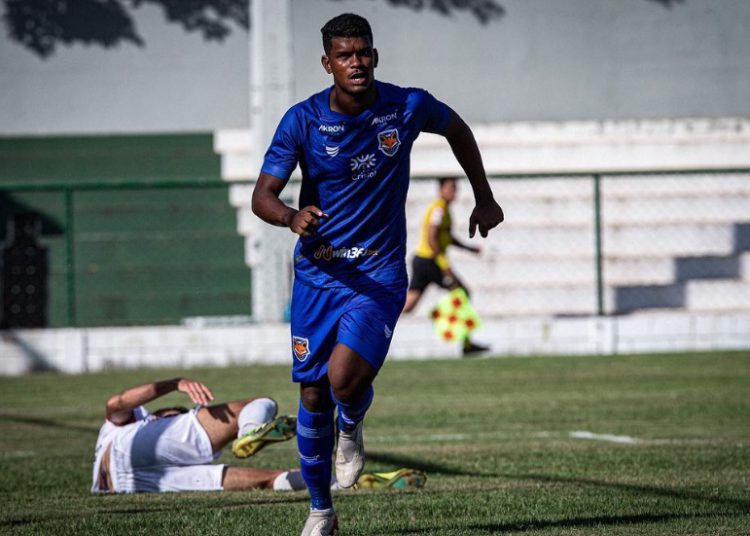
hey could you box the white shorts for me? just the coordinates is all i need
[109,408,224,493]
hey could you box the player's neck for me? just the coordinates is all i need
[329,84,377,116]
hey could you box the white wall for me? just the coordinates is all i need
[0,3,249,135]
[2,0,749,135]
[3,312,749,375]
[291,0,750,122]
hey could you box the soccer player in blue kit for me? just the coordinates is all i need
[252,13,504,535]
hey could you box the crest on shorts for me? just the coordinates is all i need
[377,128,401,157]
[293,336,311,361]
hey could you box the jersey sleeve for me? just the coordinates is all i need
[260,107,303,181]
[415,89,453,135]
[429,206,446,226]
[133,406,151,421]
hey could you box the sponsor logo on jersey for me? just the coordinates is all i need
[378,128,401,157]
[314,245,379,261]
[292,336,311,361]
[350,153,377,181]
[325,145,340,157]
[371,111,398,126]
[318,123,346,135]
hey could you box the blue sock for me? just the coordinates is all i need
[296,401,335,511]
[331,385,374,433]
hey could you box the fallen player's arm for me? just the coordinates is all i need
[105,378,214,425]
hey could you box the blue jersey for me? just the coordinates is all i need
[261,81,453,290]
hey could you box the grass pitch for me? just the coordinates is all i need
[1,351,748,535]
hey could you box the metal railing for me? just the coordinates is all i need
[2,168,749,327]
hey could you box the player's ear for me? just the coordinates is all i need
[321,54,332,74]
[373,48,379,68]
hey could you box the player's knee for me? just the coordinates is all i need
[328,363,375,404]
[330,382,365,406]
[300,388,333,412]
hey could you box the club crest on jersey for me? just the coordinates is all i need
[377,128,401,157]
[292,336,310,361]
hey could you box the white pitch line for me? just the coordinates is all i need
[569,430,640,444]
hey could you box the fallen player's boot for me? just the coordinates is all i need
[300,508,338,536]
[232,415,296,458]
[335,420,365,488]
[355,468,427,490]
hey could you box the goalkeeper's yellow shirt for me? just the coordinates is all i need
[415,198,453,269]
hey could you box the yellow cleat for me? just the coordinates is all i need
[232,415,296,459]
[355,468,427,490]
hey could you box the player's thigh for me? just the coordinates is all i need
[132,464,225,493]
[196,400,250,450]
[290,279,345,383]
[336,283,406,374]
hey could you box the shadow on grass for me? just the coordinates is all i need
[0,413,100,435]
[389,511,745,535]
[369,450,469,477]
[368,451,750,511]
[2,493,311,528]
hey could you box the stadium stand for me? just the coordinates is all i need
[216,117,750,320]
[0,135,251,327]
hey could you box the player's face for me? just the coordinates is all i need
[322,36,378,96]
[441,180,458,203]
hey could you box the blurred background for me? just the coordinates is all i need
[1,0,749,374]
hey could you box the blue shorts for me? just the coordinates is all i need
[289,279,407,383]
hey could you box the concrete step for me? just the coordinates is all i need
[408,177,593,203]
[602,175,750,198]
[602,196,750,226]
[453,251,750,288]
[407,195,750,228]
[231,177,748,229]
[612,277,750,314]
[687,280,750,312]
[469,285,598,317]
[603,223,746,258]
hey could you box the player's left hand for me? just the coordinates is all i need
[177,378,215,405]
[469,198,504,238]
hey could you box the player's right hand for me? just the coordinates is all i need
[289,206,329,237]
[441,268,456,288]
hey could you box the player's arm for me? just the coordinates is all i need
[427,223,458,284]
[105,378,214,425]
[252,173,329,237]
[443,111,504,238]
[450,234,480,254]
[427,224,442,258]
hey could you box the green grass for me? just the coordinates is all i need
[1,351,748,535]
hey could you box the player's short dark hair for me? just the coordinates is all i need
[321,13,373,54]
[438,176,458,187]
[154,406,189,418]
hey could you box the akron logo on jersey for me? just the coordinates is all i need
[377,128,401,157]
[292,336,311,361]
